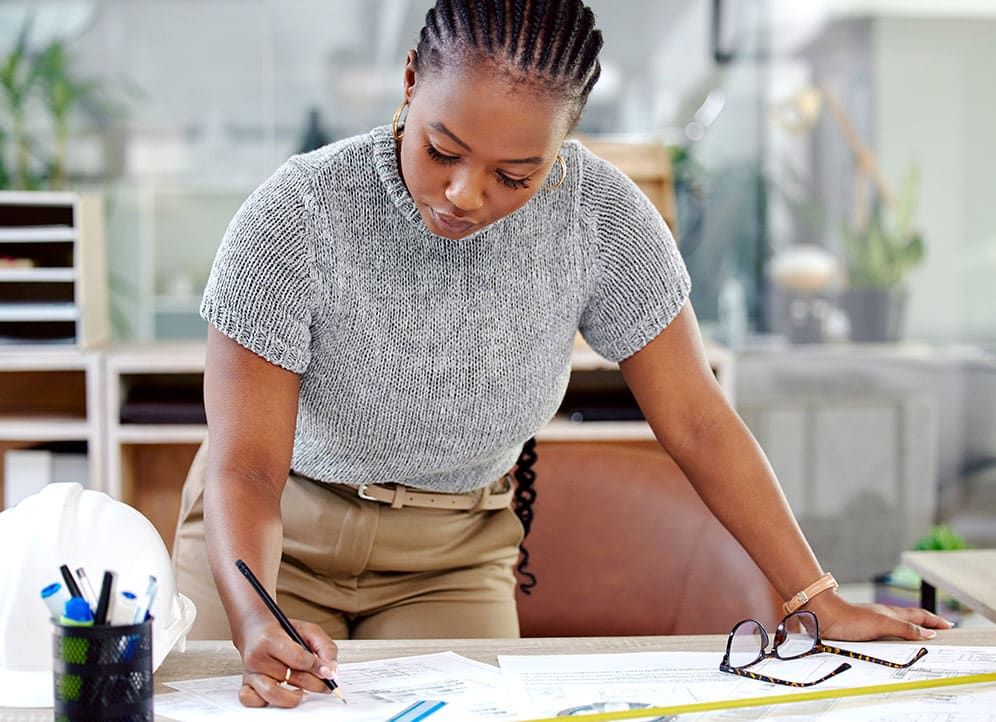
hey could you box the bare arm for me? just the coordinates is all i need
[202,326,337,706]
[619,302,949,640]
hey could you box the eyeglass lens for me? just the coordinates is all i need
[774,611,819,659]
[728,620,765,668]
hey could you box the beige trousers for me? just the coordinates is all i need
[172,442,523,640]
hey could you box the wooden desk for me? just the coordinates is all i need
[5,630,995,721]
[902,549,996,622]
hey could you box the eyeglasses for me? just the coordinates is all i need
[720,610,928,687]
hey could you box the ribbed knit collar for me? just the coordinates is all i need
[370,124,503,243]
[371,124,424,230]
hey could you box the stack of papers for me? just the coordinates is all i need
[158,643,996,721]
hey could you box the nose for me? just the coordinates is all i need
[445,167,485,212]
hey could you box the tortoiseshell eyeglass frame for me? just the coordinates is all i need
[720,609,928,687]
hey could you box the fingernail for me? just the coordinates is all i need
[922,628,937,639]
[320,665,335,679]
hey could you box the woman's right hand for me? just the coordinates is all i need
[235,613,340,708]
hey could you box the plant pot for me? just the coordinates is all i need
[841,286,907,343]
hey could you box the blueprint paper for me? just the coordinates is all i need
[158,651,515,721]
[498,643,996,721]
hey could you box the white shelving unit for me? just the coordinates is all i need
[0,192,108,509]
[0,191,108,348]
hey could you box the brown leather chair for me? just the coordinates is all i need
[515,441,783,636]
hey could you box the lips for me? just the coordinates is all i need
[429,207,478,237]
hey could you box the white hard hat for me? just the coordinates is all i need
[0,482,196,707]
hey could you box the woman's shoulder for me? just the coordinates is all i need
[286,128,379,178]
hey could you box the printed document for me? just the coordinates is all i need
[499,643,996,720]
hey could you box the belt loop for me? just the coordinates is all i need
[471,482,493,511]
[390,484,407,509]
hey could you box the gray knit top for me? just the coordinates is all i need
[201,125,690,492]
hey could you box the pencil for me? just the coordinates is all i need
[235,559,345,702]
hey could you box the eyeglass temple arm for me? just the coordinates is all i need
[815,644,928,669]
[720,662,852,688]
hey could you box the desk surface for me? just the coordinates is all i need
[902,549,996,623]
[5,629,996,721]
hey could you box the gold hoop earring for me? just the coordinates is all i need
[543,154,567,190]
[392,101,409,141]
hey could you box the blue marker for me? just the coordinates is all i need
[41,582,71,620]
[110,591,138,626]
[60,597,94,627]
[386,700,447,722]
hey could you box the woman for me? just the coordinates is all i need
[172,0,949,708]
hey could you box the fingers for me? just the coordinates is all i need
[820,602,950,642]
[297,620,340,685]
[880,604,953,637]
[240,671,306,709]
[897,606,955,630]
[238,619,341,707]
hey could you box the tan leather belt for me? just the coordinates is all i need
[356,474,514,511]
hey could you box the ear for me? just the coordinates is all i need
[403,49,418,102]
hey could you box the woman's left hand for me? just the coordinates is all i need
[812,594,954,641]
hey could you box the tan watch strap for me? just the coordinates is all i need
[783,572,839,615]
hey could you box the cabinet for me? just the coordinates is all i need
[105,343,207,550]
[0,191,108,348]
[0,348,104,505]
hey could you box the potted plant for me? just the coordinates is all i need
[0,19,123,190]
[839,166,925,342]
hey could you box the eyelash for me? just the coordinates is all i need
[424,143,532,191]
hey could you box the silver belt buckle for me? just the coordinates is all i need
[356,483,378,501]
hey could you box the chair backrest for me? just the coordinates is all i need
[516,442,782,636]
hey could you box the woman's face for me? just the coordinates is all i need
[398,55,574,240]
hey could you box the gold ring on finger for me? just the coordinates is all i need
[284,667,292,685]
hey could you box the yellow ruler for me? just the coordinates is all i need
[523,672,996,721]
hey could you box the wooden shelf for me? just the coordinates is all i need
[0,225,77,242]
[0,302,78,322]
[115,425,208,444]
[0,349,104,506]
[538,418,656,442]
[0,419,92,441]
[0,268,77,282]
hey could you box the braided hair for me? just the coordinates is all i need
[512,437,538,593]
[413,0,604,127]
[412,1,603,592]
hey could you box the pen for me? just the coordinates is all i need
[235,559,345,702]
[75,567,98,611]
[132,575,158,623]
[60,564,83,599]
[94,570,115,625]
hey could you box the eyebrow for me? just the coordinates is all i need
[428,122,545,165]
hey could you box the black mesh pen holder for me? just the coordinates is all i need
[52,618,154,722]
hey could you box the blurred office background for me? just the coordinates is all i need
[2,0,995,588]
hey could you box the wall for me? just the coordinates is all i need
[875,15,996,347]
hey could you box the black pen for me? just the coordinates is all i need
[235,559,345,702]
[59,564,83,599]
[94,570,115,625]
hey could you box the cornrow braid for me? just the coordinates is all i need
[512,436,538,594]
[414,0,603,123]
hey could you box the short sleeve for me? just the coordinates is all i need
[200,159,318,373]
[577,147,691,362]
